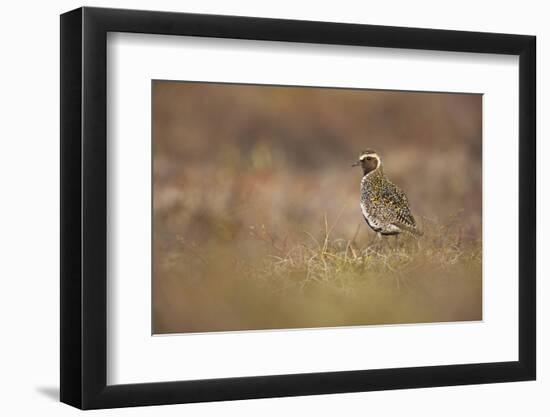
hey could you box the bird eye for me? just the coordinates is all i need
[366,157,372,161]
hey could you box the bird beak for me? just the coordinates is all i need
[351,161,360,167]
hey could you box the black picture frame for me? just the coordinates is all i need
[60,6,536,410]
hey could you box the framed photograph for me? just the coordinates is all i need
[60,6,536,409]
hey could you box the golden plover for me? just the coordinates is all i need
[352,150,421,236]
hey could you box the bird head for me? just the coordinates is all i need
[352,150,381,175]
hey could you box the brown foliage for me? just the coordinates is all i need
[152,81,482,334]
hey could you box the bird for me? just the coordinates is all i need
[352,149,421,237]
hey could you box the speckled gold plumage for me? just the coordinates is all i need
[355,150,420,236]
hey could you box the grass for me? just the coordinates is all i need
[151,81,483,334]
[153,212,482,334]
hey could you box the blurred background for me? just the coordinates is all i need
[153,81,482,334]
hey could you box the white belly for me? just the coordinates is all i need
[360,202,380,230]
[360,202,400,234]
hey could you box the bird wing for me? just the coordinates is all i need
[380,181,417,229]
